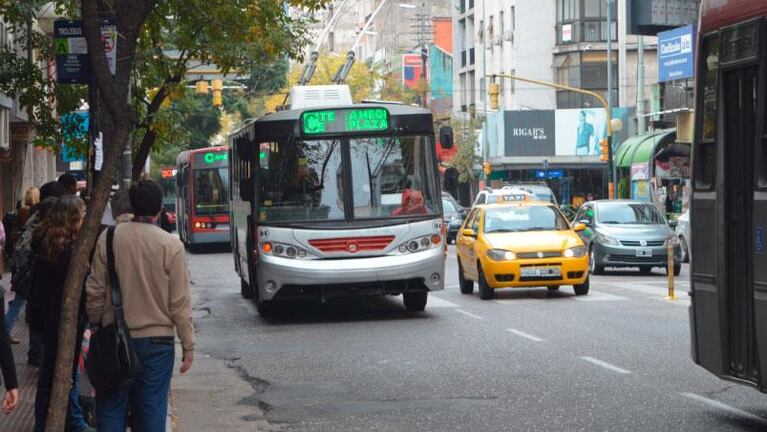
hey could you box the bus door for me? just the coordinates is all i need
[723,63,759,382]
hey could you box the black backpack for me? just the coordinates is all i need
[10,214,38,297]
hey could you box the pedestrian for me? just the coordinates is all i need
[110,190,133,225]
[0,288,19,415]
[58,173,78,196]
[9,182,64,363]
[27,195,93,432]
[5,187,41,343]
[86,180,195,431]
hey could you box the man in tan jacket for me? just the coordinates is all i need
[86,180,194,432]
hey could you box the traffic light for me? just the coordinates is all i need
[195,80,209,95]
[483,161,492,175]
[212,90,222,106]
[599,138,609,161]
[488,82,500,110]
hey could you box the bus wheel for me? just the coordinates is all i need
[255,293,276,318]
[240,279,252,299]
[403,291,428,312]
[478,265,495,300]
[458,263,474,294]
[573,277,590,296]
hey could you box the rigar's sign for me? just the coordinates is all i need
[658,24,695,82]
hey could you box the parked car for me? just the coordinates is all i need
[471,186,539,207]
[676,210,690,263]
[504,183,558,206]
[573,200,681,276]
[442,193,466,244]
[456,201,590,299]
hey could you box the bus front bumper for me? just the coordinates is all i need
[256,247,445,301]
[189,230,230,244]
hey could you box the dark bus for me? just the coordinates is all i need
[228,102,450,316]
[176,146,231,246]
[690,0,767,391]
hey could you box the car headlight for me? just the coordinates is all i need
[564,245,587,258]
[596,233,620,246]
[486,249,516,261]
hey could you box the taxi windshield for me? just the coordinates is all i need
[484,206,570,233]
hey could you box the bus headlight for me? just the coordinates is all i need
[487,249,516,261]
[399,235,442,254]
[261,242,310,259]
[564,245,587,258]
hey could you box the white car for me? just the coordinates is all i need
[675,210,690,263]
[472,186,539,207]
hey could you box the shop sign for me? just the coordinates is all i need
[562,24,573,42]
[631,163,649,181]
[503,111,555,157]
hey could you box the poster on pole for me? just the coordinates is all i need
[54,18,117,83]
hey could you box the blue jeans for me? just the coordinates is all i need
[34,334,89,432]
[5,294,44,361]
[97,337,175,432]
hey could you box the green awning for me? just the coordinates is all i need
[615,129,676,168]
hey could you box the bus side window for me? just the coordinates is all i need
[695,35,719,191]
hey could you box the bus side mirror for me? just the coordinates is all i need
[239,179,253,201]
[439,126,454,149]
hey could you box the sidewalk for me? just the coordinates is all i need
[1,277,36,432]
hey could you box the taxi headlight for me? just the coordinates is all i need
[597,233,620,246]
[564,245,587,258]
[487,249,516,261]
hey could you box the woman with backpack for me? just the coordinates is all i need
[29,195,93,432]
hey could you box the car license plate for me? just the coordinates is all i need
[636,248,653,257]
[521,267,561,277]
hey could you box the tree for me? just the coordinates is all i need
[264,52,377,111]
[450,116,482,183]
[378,72,419,105]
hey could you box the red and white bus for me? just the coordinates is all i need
[176,146,231,247]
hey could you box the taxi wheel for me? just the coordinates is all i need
[574,277,590,296]
[240,278,253,299]
[478,265,495,300]
[458,263,474,294]
[547,286,560,292]
[403,291,428,312]
[589,247,604,275]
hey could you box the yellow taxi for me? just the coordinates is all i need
[456,200,590,300]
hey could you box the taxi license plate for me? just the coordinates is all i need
[636,248,653,257]
[521,267,561,278]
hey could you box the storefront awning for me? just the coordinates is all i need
[614,129,677,169]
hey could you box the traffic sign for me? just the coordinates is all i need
[54,18,116,83]
[534,169,564,180]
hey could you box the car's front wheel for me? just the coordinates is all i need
[458,263,474,294]
[679,236,690,263]
[478,265,495,300]
[574,277,590,296]
[589,246,605,275]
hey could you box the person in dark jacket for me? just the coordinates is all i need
[0,289,19,414]
[29,195,93,432]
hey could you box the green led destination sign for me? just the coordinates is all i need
[301,108,390,135]
[194,151,228,166]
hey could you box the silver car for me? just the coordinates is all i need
[574,200,681,276]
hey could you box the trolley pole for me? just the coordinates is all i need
[665,243,676,300]
[489,74,617,198]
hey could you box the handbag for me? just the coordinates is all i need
[85,226,143,395]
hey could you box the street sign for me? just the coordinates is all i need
[658,24,695,82]
[54,18,117,83]
[534,169,564,180]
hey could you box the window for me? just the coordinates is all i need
[484,206,570,232]
[193,167,229,215]
[584,0,600,18]
[510,6,515,31]
[499,11,504,42]
[488,15,494,44]
[695,35,719,191]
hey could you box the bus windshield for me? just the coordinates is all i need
[258,135,439,222]
[194,167,229,215]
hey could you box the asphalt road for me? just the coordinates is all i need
[185,245,767,431]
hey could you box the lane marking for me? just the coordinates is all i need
[427,295,459,308]
[681,392,767,426]
[454,309,484,320]
[579,356,631,374]
[573,290,628,302]
[506,328,544,342]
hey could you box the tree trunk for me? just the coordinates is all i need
[131,84,168,181]
[45,1,157,430]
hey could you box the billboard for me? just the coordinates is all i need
[658,24,695,82]
[503,111,555,157]
[554,108,632,157]
[402,54,423,90]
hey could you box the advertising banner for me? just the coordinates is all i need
[503,111,555,157]
[554,107,632,157]
[658,24,695,82]
[402,54,423,90]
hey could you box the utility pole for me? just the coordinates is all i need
[418,2,428,108]
[606,0,616,199]
[481,0,488,183]
[637,35,646,133]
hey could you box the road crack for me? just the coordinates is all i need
[227,360,273,413]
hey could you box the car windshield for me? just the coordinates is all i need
[484,206,570,233]
[597,203,665,225]
[193,167,229,215]
[257,135,439,222]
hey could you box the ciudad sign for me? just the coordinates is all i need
[658,24,695,83]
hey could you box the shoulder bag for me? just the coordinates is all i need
[85,226,143,395]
